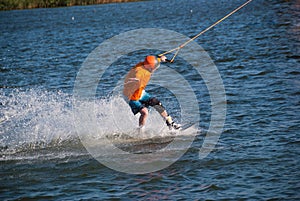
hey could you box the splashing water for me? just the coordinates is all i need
[0,89,77,158]
[0,89,192,161]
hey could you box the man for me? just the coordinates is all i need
[123,55,181,131]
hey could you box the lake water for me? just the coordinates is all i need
[1,0,299,200]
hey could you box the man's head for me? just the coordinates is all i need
[143,55,160,72]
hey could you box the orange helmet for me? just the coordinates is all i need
[144,55,160,71]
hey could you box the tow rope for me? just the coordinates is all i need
[159,0,253,62]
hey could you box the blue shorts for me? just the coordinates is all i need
[128,91,153,115]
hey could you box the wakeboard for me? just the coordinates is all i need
[107,123,197,154]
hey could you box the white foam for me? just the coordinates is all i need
[0,89,177,156]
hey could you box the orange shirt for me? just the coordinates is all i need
[123,62,151,100]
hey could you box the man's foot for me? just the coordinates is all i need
[165,116,181,130]
[169,122,181,130]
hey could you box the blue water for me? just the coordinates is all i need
[1,0,300,200]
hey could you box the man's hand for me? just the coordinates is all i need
[159,55,167,62]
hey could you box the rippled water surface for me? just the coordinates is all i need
[1,0,299,200]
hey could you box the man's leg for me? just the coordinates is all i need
[139,107,148,128]
[148,97,181,130]
[129,100,146,128]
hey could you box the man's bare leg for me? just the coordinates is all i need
[139,107,148,128]
[160,110,168,118]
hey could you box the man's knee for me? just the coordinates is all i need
[148,97,159,106]
[149,98,165,113]
[140,107,148,116]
